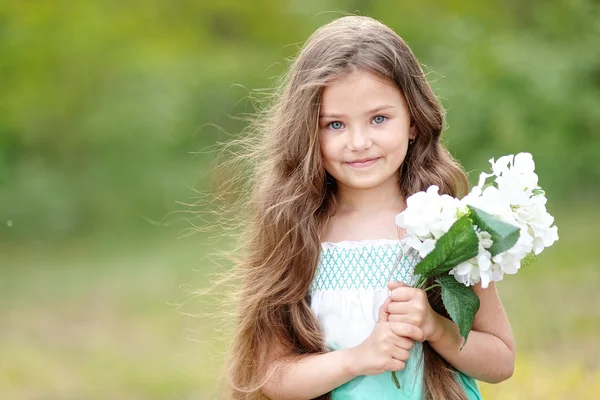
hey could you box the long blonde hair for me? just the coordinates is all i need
[215,15,469,400]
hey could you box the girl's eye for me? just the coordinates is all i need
[328,121,344,130]
[372,115,387,124]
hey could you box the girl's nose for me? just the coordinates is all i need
[347,127,372,151]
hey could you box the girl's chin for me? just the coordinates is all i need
[337,176,397,190]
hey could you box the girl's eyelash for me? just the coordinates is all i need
[326,115,389,130]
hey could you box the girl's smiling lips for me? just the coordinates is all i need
[345,157,381,168]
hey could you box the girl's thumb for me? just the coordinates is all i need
[387,280,408,291]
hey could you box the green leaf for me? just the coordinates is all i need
[467,205,520,256]
[414,216,479,278]
[436,275,480,349]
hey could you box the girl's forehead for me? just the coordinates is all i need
[325,69,395,91]
[320,70,405,116]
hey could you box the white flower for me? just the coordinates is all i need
[462,186,515,226]
[451,260,479,286]
[478,153,538,196]
[513,152,536,176]
[490,155,514,177]
[533,224,558,255]
[396,185,462,241]
[413,237,436,258]
[475,151,558,256]
[435,195,463,238]
[396,153,558,290]
[396,185,443,238]
[477,230,493,249]
[449,229,495,288]
[397,185,466,263]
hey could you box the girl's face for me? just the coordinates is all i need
[319,70,415,192]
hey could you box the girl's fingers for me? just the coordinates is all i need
[387,281,408,291]
[390,322,425,342]
[378,296,392,322]
[389,287,417,302]
[388,359,406,372]
[389,314,424,328]
[394,336,414,351]
[392,347,411,362]
[387,314,406,323]
[387,301,411,315]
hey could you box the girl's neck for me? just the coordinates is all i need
[334,179,404,215]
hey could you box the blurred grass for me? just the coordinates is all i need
[0,233,226,399]
[0,201,597,399]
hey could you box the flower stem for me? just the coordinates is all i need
[423,283,442,292]
[415,276,428,289]
[392,371,401,389]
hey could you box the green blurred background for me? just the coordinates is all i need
[1,1,599,399]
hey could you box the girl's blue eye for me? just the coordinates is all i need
[372,115,387,124]
[328,121,344,130]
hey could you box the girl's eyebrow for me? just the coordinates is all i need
[319,105,395,119]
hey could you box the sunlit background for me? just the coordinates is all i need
[1,1,599,399]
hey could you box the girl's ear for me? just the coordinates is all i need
[409,118,417,141]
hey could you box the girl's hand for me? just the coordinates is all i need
[347,297,425,376]
[386,281,444,343]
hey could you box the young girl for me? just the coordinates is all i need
[222,15,515,400]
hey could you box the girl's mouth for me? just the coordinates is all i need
[345,158,380,168]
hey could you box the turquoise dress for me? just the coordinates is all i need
[308,239,482,399]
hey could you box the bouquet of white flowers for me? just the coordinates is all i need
[395,153,558,346]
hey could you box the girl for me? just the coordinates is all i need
[221,15,515,400]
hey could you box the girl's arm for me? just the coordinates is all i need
[387,281,515,383]
[261,311,425,399]
[260,348,358,400]
[426,282,515,383]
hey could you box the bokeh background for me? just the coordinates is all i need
[1,1,599,399]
